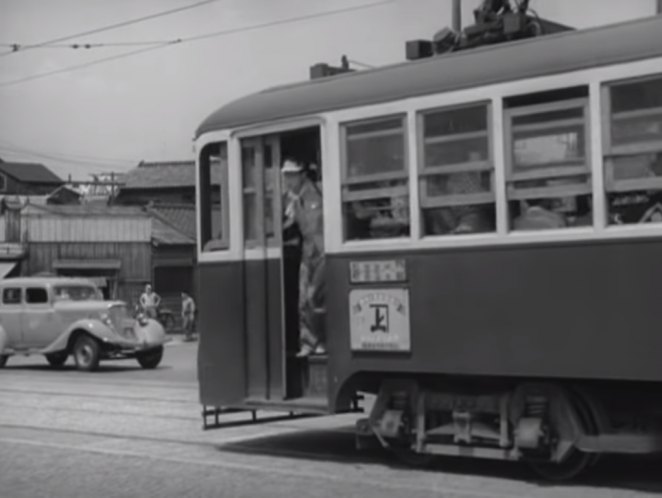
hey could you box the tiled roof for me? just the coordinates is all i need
[151,216,194,245]
[121,160,222,190]
[148,203,196,241]
[0,161,63,184]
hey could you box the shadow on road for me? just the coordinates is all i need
[218,428,662,493]
[4,363,174,374]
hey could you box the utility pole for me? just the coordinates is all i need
[452,0,462,32]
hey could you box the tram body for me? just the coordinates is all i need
[196,16,662,479]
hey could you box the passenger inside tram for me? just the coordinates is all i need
[513,198,567,230]
[281,158,326,358]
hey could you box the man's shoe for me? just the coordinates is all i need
[296,344,314,358]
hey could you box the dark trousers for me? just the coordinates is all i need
[283,244,302,354]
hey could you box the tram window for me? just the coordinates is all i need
[341,116,410,240]
[504,89,592,231]
[603,74,662,225]
[199,142,228,251]
[419,103,496,236]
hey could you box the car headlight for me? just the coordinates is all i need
[136,313,149,327]
[99,312,113,328]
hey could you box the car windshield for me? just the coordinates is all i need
[54,285,102,301]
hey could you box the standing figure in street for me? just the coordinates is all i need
[139,284,161,320]
[181,292,196,342]
[281,159,326,357]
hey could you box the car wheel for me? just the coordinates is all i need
[0,355,8,368]
[137,346,163,369]
[46,352,68,368]
[73,335,100,372]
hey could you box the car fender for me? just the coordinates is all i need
[41,318,116,354]
[135,319,167,346]
[0,325,8,354]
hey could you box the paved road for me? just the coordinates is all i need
[1,340,660,498]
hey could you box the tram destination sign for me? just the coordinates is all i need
[349,259,407,284]
[349,288,411,352]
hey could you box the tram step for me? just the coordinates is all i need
[303,355,328,398]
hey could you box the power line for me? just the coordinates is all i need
[0,144,136,169]
[172,0,394,43]
[347,58,376,69]
[0,0,394,88]
[0,138,137,164]
[0,0,219,59]
[0,43,176,87]
[0,40,177,50]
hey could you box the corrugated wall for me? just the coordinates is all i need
[24,216,151,242]
[26,242,152,305]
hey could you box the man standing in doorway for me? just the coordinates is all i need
[181,292,196,342]
[139,284,161,320]
[282,159,325,357]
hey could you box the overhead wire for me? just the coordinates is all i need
[0,0,394,88]
[0,43,177,87]
[0,143,137,168]
[0,0,219,59]
[347,59,376,69]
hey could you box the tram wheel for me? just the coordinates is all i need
[527,448,593,482]
[527,389,599,481]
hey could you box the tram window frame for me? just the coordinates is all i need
[417,101,496,237]
[340,114,410,241]
[504,95,593,231]
[602,74,662,226]
[199,141,229,252]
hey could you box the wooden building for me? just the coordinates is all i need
[0,202,194,329]
[113,160,205,321]
[148,203,196,321]
[20,204,152,304]
[0,160,63,196]
[114,160,197,205]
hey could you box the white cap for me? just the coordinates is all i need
[282,159,303,173]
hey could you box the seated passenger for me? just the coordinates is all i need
[513,199,566,231]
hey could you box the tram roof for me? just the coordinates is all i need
[196,15,662,138]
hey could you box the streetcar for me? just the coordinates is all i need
[195,14,662,480]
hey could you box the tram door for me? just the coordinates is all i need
[241,136,287,401]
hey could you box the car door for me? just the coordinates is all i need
[1,286,25,349]
[21,286,57,349]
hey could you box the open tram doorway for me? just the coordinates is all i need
[240,126,325,403]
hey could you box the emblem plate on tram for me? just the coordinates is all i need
[349,288,411,352]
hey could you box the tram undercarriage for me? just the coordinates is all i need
[356,378,662,480]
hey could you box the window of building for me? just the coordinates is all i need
[504,87,592,231]
[341,115,410,240]
[199,141,228,251]
[26,287,48,304]
[603,74,662,225]
[419,103,495,236]
[2,288,21,305]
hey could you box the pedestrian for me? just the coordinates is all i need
[139,284,161,320]
[281,158,326,357]
[181,292,196,342]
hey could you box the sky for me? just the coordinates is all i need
[0,0,657,181]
